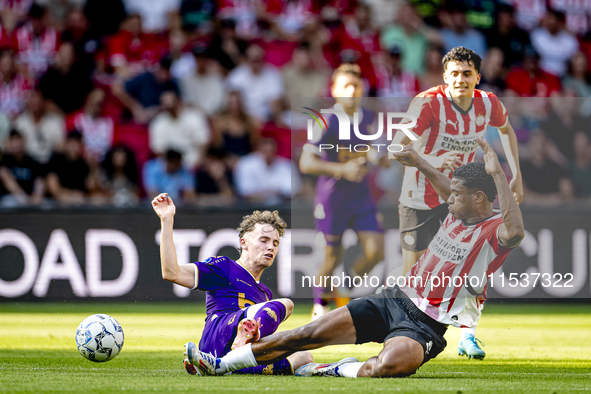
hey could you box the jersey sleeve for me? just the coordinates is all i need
[487,93,508,128]
[403,95,434,138]
[195,256,232,291]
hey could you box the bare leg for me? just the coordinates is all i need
[287,351,314,370]
[319,242,343,278]
[402,248,426,275]
[357,336,424,378]
[250,306,357,364]
[352,231,384,276]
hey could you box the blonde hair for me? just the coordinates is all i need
[237,210,287,240]
[331,63,362,83]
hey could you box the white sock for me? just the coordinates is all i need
[217,343,257,374]
[461,326,476,336]
[339,362,364,378]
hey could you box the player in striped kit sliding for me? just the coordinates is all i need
[186,138,524,378]
[388,46,523,359]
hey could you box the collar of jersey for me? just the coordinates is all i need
[444,86,474,116]
[461,211,501,227]
[235,259,260,283]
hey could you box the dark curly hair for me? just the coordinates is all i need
[453,162,497,202]
[442,46,482,73]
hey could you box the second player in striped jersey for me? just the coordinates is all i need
[388,46,523,359]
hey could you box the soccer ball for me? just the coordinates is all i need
[75,314,124,362]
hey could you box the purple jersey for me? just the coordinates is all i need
[196,256,273,317]
[312,107,377,213]
[196,256,273,356]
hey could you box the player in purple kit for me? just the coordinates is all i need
[151,192,313,375]
[300,63,386,319]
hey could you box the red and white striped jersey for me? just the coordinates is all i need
[67,111,114,162]
[14,23,59,77]
[400,85,508,210]
[0,73,31,118]
[399,212,515,328]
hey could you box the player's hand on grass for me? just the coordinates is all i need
[152,193,176,220]
[510,176,524,205]
[477,138,504,176]
[340,157,368,182]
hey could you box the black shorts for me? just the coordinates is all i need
[399,203,449,252]
[346,286,448,365]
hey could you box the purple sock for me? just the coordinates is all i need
[313,286,328,305]
[231,359,292,375]
[253,300,287,338]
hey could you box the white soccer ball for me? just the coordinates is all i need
[75,314,124,362]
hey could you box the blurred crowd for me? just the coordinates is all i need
[0,0,590,208]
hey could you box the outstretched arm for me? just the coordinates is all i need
[497,120,523,204]
[391,145,453,201]
[152,193,196,288]
[477,138,525,248]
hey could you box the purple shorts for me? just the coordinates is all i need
[315,204,384,244]
[199,309,246,357]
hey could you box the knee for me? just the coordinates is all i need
[276,298,294,318]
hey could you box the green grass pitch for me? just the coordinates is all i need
[1,303,590,393]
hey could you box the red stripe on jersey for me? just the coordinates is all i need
[423,97,442,155]
[428,260,457,306]
[468,151,475,163]
[415,253,440,298]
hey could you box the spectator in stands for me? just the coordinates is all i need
[180,44,225,116]
[530,9,578,78]
[108,14,160,78]
[478,47,505,95]
[62,8,102,76]
[0,130,44,206]
[486,4,530,68]
[381,2,429,75]
[38,41,93,115]
[123,0,181,33]
[67,88,114,163]
[14,3,59,78]
[84,0,127,40]
[505,45,561,97]
[282,42,330,98]
[169,29,196,80]
[46,130,98,205]
[14,90,65,164]
[208,18,248,72]
[569,131,591,199]
[562,52,591,97]
[211,91,259,167]
[149,90,210,169]
[377,45,420,98]
[520,132,574,206]
[260,98,291,159]
[225,44,284,122]
[418,44,444,91]
[113,55,180,124]
[0,49,31,119]
[100,145,139,207]
[234,138,296,204]
[541,94,587,159]
[143,149,195,204]
[440,4,486,58]
[194,147,234,206]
